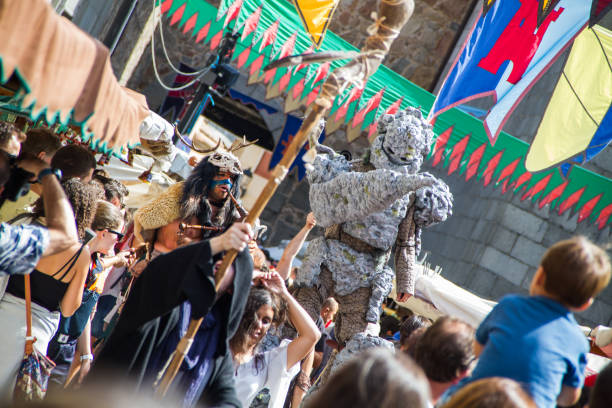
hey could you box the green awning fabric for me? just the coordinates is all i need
[160,0,612,229]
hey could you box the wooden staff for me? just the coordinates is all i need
[155,0,415,397]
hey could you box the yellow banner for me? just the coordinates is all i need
[292,0,339,48]
[526,25,612,172]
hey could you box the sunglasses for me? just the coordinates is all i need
[106,229,124,240]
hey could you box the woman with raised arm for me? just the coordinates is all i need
[230,271,320,408]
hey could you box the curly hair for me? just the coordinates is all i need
[229,286,287,370]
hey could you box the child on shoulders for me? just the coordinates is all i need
[464,236,611,408]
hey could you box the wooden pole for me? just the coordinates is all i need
[156,0,415,397]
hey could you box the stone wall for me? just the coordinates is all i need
[329,0,476,90]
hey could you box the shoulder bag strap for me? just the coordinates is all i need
[24,274,35,356]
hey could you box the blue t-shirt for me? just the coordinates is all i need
[469,294,588,408]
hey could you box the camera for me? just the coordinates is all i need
[0,153,33,206]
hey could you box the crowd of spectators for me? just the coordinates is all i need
[1,121,612,408]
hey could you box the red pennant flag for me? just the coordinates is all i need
[431,126,453,167]
[313,62,331,84]
[293,78,305,100]
[170,3,186,26]
[279,70,292,92]
[195,21,211,43]
[481,151,504,187]
[465,143,487,181]
[578,194,602,223]
[161,0,174,14]
[595,202,612,229]
[538,181,568,209]
[334,86,363,123]
[521,173,552,201]
[513,172,532,192]
[384,97,404,116]
[278,33,297,60]
[259,20,280,52]
[209,30,224,50]
[224,0,243,28]
[307,86,321,106]
[558,187,585,215]
[496,157,521,193]
[447,135,470,175]
[241,5,262,41]
[353,88,385,129]
[183,13,198,34]
[236,46,251,68]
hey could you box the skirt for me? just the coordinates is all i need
[0,293,60,402]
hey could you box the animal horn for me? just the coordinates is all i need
[230,136,259,153]
[174,127,221,154]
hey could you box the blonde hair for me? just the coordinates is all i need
[91,200,122,232]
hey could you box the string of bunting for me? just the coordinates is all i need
[158,0,612,229]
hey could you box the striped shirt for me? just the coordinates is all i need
[0,222,49,275]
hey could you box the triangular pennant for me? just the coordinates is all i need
[431,126,453,167]
[447,135,470,175]
[236,46,251,68]
[538,180,568,209]
[595,202,612,229]
[521,173,553,201]
[292,0,340,48]
[170,3,186,26]
[465,143,487,181]
[578,193,602,222]
[224,0,244,28]
[241,5,262,41]
[558,187,585,215]
[352,88,385,129]
[182,13,198,34]
[216,0,233,22]
[258,20,280,52]
[278,33,298,60]
[537,0,562,27]
[481,151,504,186]
[313,62,331,84]
[195,21,211,43]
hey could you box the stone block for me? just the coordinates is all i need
[441,260,474,287]
[467,268,497,297]
[489,227,518,253]
[499,204,546,242]
[510,236,547,268]
[576,299,612,326]
[480,246,528,286]
[490,277,523,301]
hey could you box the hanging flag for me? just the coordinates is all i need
[292,0,340,48]
[526,25,612,173]
[269,114,325,180]
[430,0,590,144]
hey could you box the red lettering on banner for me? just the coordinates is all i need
[478,0,563,84]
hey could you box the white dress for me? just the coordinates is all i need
[234,339,300,408]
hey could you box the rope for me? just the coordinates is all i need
[150,0,212,91]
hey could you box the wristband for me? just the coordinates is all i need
[80,353,94,362]
[37,167,62,183]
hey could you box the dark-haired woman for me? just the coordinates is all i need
[230,272,320,408]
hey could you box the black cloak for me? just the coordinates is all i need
[90,239,253,407]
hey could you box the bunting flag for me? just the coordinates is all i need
[526,25,612,173]
[158,0,612,228]
[430,0,590,144]
[292,0,340,48]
